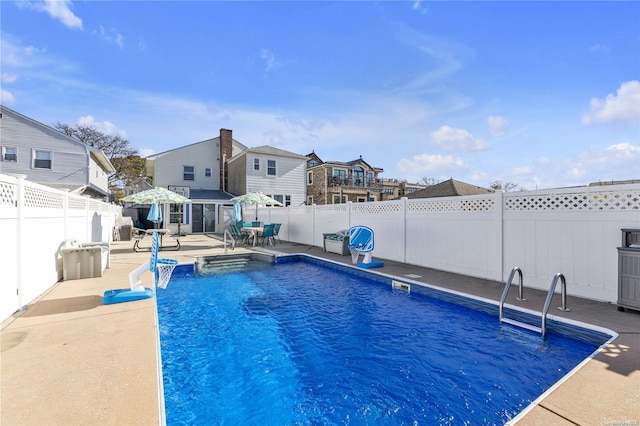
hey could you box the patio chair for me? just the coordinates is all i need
[258,223,276,246]
[273,223,282,244]
[230,224,248,244]
[348,225,384,268]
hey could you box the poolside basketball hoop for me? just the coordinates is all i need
[156,258,178,289]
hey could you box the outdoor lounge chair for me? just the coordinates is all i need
[348,225,384,268]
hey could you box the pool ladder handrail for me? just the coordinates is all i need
[499,268,571,336]
[223,228,236,251]
[499,266,526,322]
[541,273,571,336]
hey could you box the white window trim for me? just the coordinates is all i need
[253,158,260,171]
[32,148,52,170]
[2,146,17,162]
[183,165,195,181]
[307,171,313,185]
[266,159,277,176]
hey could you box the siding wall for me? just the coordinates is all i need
[152,139,220,190]
[244,153,306,205]
[1,108,90,188]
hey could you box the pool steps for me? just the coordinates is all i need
[500,268,571,336]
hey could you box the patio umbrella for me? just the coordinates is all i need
[147,202,163,228]
[121,187,191,205]
[230,192,283,220]
[233,202,243,223]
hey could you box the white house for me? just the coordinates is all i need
[0,105,115,199]
[227,145,308,207]
[144,129,247,233]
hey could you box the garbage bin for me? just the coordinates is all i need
[617,229,640,312]
[120,225,133,241]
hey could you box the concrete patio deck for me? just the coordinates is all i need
[2,234,639,425]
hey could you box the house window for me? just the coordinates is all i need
[170,204,184,224]
[267,159,276,176]
[2,146,17,162]
[254,158,260,171]
[332,194,346,204]
[331,169,347,185]
[204,167,212,178]
[307,171,313,185]
[367,172,374,184]
[357,197,367,202]
[285,195,291,207]
[306,196,313,205]
[183,166,195,181]
[273,194,284,205]
[353,166,364,186]
[33,150,52,169]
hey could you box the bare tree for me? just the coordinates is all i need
[54,122,145,189]
[421,177,439,186]
[490,179,521,192]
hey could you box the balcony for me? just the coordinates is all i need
[327,176,382,192]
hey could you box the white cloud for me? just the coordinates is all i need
[1,73,18,83]
[397,153,466,180]
[77,115,127,137]
[94,25,125,49]
[411,0,429,15]
[18,0,83,30]
[487,115,508,137]
[430,125,489,152]
[582,80,640,126]
[1,88,17,105]
[260,48,282,73]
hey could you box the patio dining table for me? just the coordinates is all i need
[240,226,264,247]
[133,229,181,252]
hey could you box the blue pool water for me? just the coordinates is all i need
[156,256,609,425]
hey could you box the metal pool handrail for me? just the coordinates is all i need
[499,267,525,322]
[541,272,571,336]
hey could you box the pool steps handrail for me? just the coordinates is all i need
[541,273,571,336]
[499,268,571,337]
[223,228,236,251]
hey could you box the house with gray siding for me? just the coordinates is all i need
[227,145,307,207]
[0,105,115,199]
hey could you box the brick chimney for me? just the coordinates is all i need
[219,129,233,191]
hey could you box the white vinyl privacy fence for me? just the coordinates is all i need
[251,183,640,304]
[1,174,120,322]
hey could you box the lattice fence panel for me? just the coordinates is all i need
[407,197,496,213]
[351,202,401,215]
[505,189,640,211]
[0,181,16,206]
[23,187,64,209]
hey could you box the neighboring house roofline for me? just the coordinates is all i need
[228,145,308,163]
[146,136,248,159]
[402,178,493,199]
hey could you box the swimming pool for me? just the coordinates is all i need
[156,254,612,425]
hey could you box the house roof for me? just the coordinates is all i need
[189,189,234,201]
[306,154,384,173]
[146,137,248,159]
[404,178,493,199]
[229,145,308,162]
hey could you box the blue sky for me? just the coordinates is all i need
[2,1,639,190]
